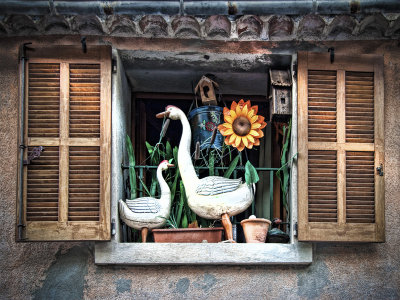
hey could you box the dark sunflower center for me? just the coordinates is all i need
[232,116,251,136]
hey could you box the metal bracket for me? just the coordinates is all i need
[81,36,87,53]
[24,146,44,165]
[328,47,335,64]
[376,164,384,176]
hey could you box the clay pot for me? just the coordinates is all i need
[241,218,271,243]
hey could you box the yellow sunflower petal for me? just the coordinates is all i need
[217,124,225,131]
[235,136,241,147]
[247,109,255,119]
[250,115,258,123]
[235,103,242,116]
[223,123,232,129]
[229,110,237,119]
[251,105,258,115]
[242,136,249,147]
[259,121,267,129]
[224,115,233,123]
[231,101,238,111]
[244,100,251,109]
[225,136,233,145]
[249,130,259,137]
[246,134,255,143]
[251,122,262,129]
[223,107,230,115]
[247,142,254,149]
[254,139,260,146]
[238,99,245,107]
[221,128,234,136]
[237,142,245,152]
[242,104,248,116]
[257,115,265,123]
[229,133,237,144]
[257,129,264,138]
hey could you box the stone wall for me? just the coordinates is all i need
[0,33,399,299]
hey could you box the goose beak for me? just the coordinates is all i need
[156,111,170,119]
[167,163,174,168]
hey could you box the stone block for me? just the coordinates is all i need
[298,14,326,39]
[204,15,231,38]
[40,14,70,35]
[71,15,104,35]
[237,15,262,39]
[107,15,136,36]
[386,16,400,37]
[326,15,356,38]
[139,15,168,37]
[358,14,389,37]
[172,16,200,38]
[5,15,38,35]
[268,15,294,39]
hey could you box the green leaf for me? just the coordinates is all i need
[245,160,259,185]
[166,141,173,160]
[126,135,137,200]
[224,154,240,178]
[181,214,188,228]
[176,182,185,227]
[208,151,215,176]
[145,141,154,155]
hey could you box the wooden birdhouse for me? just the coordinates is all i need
[269,69,292,121]
[195,76,219,106]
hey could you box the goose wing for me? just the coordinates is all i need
[125,197,160,213]
[196,176,243,196]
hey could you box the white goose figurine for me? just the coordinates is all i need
[118,160,173,242]
[156,105,255,241]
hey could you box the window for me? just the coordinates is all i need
[297,52,385,242]
[17,46,111,241]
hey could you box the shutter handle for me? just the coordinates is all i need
[23,146,44,165]
[376,164,384,176]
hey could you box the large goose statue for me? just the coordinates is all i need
[156,106,255,241]
[118,160,173,242]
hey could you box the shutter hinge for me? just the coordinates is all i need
[376,164,384,176]
[112,59,117,73]
[111,218,116,236]
[328,47,334,63]
[23,146,44,165]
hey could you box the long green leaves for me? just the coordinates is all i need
[223,153,240,178]
[245,160,259,185]
[126,135,137,200]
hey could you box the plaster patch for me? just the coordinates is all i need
[32,245,89,300]
[193,273,217,293]
[175,278,190,294]
[297,259,331,299]
[115,278,132,294]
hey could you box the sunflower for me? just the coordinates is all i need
[217,99,267,151]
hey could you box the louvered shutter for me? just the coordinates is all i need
[297,52,384,242]
[20,46,111,241]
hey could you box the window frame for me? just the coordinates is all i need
[94,51,313,265]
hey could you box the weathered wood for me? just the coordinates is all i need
[297,52,384,242]
[22,46,112,241]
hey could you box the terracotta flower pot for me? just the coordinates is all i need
[240,218,271,243]
[152,227,224,243]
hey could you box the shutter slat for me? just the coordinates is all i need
[69,64,101,138]
[68,146,100,222]
[28,63,60,138]
[308,150,337,222]
[346,72,374,143]
[26,146,59,221]
[308,70,337,143]
[346,151,375,223]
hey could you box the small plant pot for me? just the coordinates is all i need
[240,218,271,243]
[152,227,224,243]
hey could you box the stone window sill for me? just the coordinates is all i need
[94,240,312,265]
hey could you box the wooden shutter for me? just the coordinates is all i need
[19,46,111,241]
[297,52,384,242]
